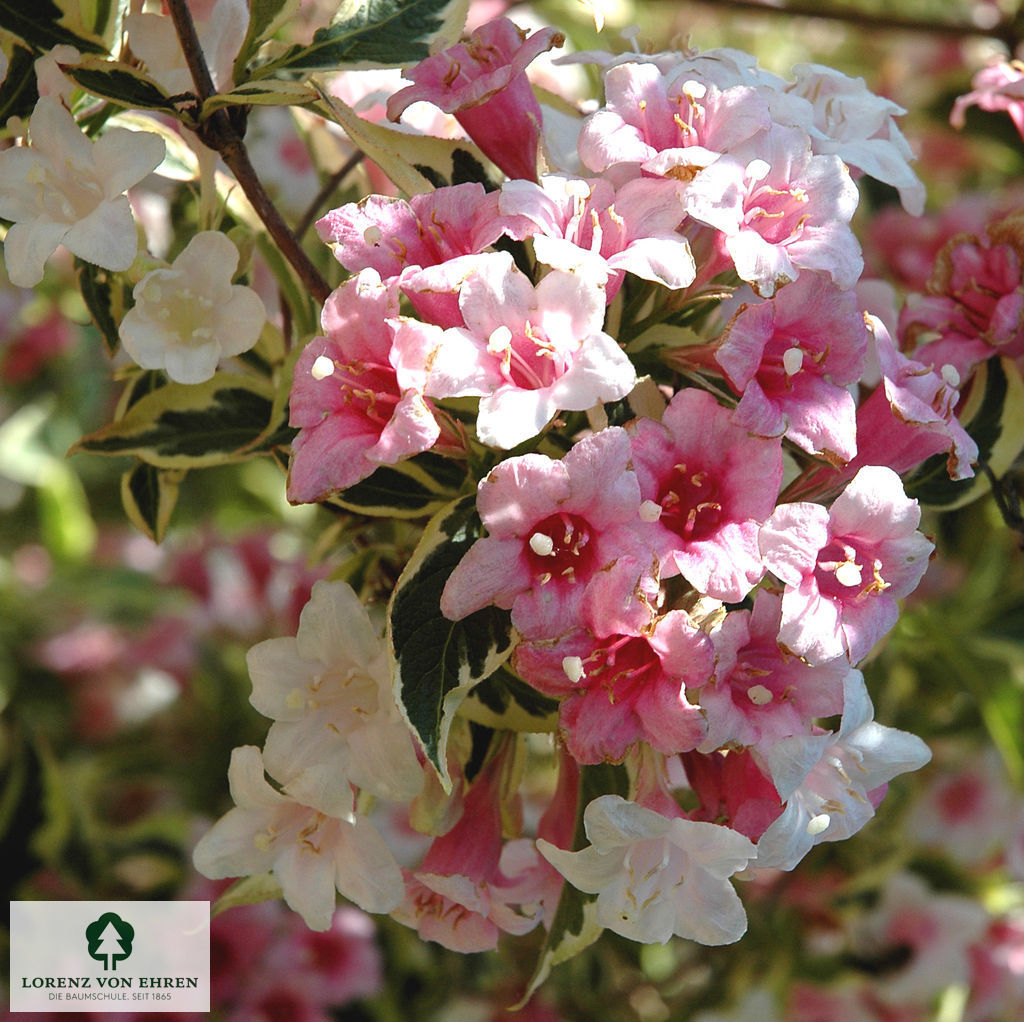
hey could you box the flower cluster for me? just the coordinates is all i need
[192,16,968,962]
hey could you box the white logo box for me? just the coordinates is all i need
[10,901,210,1013]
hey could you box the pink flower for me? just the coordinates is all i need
[951,60,1024,142]
[440,426,650,639]
[496,174,694,301]
[899,210,1024,381]
[513,609,713,764]
[759,465,933,665]
[576,61,771,178]
[628,388,783,602]
[715,271,867,462]
[845,314,978,482]
[392,750,540,951]
[287,270,440,503]
[681,124,862,297]
[700,591,848,754]
[386,18,564,181]
[393,251,636,449]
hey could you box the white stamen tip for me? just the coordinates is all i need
[562,656,585,683]
[363,225,383,246]
[744,158,770,183]
[782,346,804,376]
[806,813,831,836]
[940,363,961,388]
[682,79,707,101]
[747,684,773,706]
[835,560,863,587]
[487,325,513,352]
[638,499,663,523]
[529,531,555,557]
[311,354,335,380]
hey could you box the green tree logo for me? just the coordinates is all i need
[85,912,135,971]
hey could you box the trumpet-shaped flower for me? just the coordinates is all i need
[628,388,783,602]
[386,18,564,181]
[119,231,266,383]
[754,672,931,870]
[440,426,650,639]
[759,465,933,665]
[394,251,636,449]
[192,746,404,931]
[246,580,423,815]
[0,97,164,287]
[287,269,440,503]
[538,795,756,945]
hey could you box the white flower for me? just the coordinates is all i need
[125,0,247,94]
[192,746,405,930]
[0,97,164,287]
[119,231,266,384]
[754,672,931,871]
[538,795,756,945]
[246,579,423,813]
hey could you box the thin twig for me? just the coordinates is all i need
[165,0,332,306]
[681,0,1022,53]
[295,149,366,241]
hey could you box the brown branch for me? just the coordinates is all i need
[681,0,1021,53]
[165,0,331,306]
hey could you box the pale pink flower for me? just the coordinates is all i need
[754,673,931,870]
[951,60,1024,142]
[682,123,862,297]
[0,98,164,287]
[848,872,988,1005]
[192,746,404,930]
[787,63,925,216]
[246,580,423,814]
[628,388,783,602]
[759,465,934,665]
[513,608,713,764]
[496,174,694,300]
[700,591,848,754]
[715,271,867,462]
[576,61,771,179]
[287,270,440,503]
[538,794,756,945]
[393,251,636,449]
[967,915,1024,1022]
[440,426,649,639]
[386,18,564,181]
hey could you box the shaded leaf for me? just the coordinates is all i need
[329,451,468,519]
[120,461,185,543]
[0,0,107,54]
[460,665,558,733]
[201,78,317,115]
[62,57,179,112]
[233,0,301,81]
[211,873,283,917]
[76,259,129,357]
[389,494,514,786]
[72,374,279,468]
[253,0,468,76]
[0,45,39,125]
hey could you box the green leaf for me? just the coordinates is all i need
[71,374,279,468]
[76,259,128,357]
[0,0,108,53]
[253,0,468,76]
[201,78,317,115]
[460,665,558,733]
[329,451,468,518]
[233,0,301,81]
[905,357,1024,509]
[120,461,185,543]
[0,45,39,126]
[389,494,515,786]
[518,762,629,1004]
[211,873,283,917]
[62,57,179,112]
[313,87,494,196]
